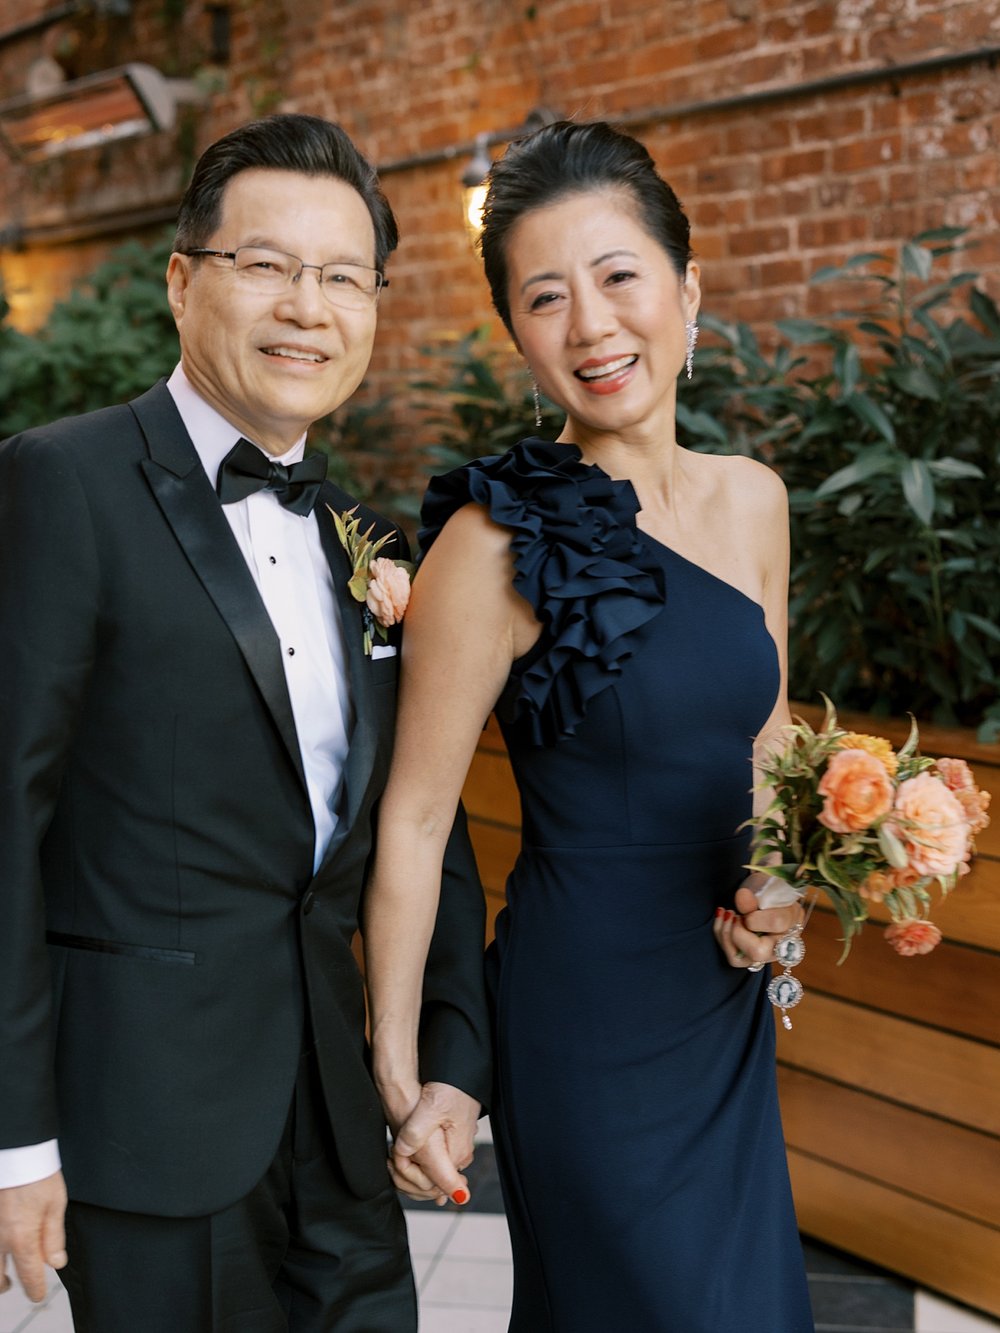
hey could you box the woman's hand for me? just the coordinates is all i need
[713,880,805,970]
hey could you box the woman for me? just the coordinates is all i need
[364,120,814,1331]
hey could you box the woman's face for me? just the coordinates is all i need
[505,188,700,443]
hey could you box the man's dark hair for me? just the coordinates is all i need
[174,113,399,271]
[480,120,692,334]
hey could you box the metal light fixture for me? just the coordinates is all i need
[460,132,492,243]
[0,62,201,163]
[459,109,560,243]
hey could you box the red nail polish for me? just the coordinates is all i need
[715,906,724,919]
[452,1189,469,1205]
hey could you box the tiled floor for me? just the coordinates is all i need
[2,1124,997,1332]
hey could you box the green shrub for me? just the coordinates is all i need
[678,229,1000,740]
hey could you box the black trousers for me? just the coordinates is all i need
[59,1049,416,1332]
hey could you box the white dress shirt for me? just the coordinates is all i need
[0,365,352,1189]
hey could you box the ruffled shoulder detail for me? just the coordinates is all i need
[418,438,666,746]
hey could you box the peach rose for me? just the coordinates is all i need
[886,771,969,877]
[838,732,898,776]
[366,557,411,628]
[859,865,922,903]
[817,748,895,833]
[884,919,942,957]
[933,757,991,837]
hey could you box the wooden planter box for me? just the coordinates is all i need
[461,706,1000,1318]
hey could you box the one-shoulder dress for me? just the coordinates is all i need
[420,441,814,1333]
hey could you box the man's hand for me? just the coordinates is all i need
[0,1171,68,1302]
[390,1083,480,1207]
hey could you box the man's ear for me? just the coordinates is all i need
[165,253,192,328]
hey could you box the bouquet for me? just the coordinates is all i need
[746,699,990,1026]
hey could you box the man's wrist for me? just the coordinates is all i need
[0,1140,61,1189]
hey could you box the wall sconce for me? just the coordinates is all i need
[459,109,560,244]
[460,132,492,243]
[0,62,203,163]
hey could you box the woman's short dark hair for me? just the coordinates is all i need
[480,120,692,333]
[174,113,399,272]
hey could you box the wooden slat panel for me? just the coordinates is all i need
[835,858,1000,952]
[797,908,1000,1044]
[776,992,1000,1136]
[779,1066,1000,1229]
[468,822,519,893]
[789,1150,1000,1319]
[462,749,522,827]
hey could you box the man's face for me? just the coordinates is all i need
[167,168,380,455]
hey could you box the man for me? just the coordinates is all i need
[0,113,489,1332]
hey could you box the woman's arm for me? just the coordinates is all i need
[363,501,539,1191]
[713,464,803,965]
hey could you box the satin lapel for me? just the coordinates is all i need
[317,486,380,838]
[130,384,308,795]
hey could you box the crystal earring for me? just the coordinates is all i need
[685,320,699,380]
[532,378,543,431]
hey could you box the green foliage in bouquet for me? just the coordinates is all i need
[677,229,1000,742]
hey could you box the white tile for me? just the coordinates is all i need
[418,1306,511,1332]
[405,1210,459,1258]
[420,1256,513,1310]
[474,1117,493,1146]
[6,1282,73,1333]
[440,1214,512,1263]
[916,1290,1000,1332]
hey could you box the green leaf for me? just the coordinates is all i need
[774,318,838,345]
[844,392,895,443]
[900,459,936,526]
[887,366,941,401]
[347,574,369,602]
[814,449,897,498]
[902,242,933,280]
[927,458,984,480]
[963,613,1000,643]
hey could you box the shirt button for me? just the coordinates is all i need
[269,555,277,564]
[287,646,295,656]
[302,891,316,915]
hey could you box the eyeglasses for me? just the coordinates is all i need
[182,246,388,310]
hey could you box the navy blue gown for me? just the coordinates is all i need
[421,441,814,1333]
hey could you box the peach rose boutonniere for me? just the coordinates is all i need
[746,696,990,1024]
[329,506,415,656]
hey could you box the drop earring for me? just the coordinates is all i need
[685,320,699,380]
[532,378,543,431]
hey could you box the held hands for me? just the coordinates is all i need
[714,878,805,970]
[383,1082,480,1208]
[0,1171,68,1303]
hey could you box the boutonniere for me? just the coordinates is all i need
[329,505,415,655]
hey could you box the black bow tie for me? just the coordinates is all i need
[216,437,327,516]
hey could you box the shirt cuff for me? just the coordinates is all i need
[0,1140,61,1188]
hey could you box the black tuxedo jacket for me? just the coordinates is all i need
[0,381,490,1216]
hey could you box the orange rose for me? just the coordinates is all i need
[884,919,942,956]
[933,757,991,837]
[838,732,898,776]
[886,771,970,877]
[818,748,895,833]
[366,557,411,628]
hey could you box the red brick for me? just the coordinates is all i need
[761,148,828,184]
[799,215,871,250]
[728,225,792,257]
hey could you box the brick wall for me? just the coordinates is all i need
[1,0,998,393]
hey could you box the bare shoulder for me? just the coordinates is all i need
[707,452,786,509]
[419,500,515,575]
